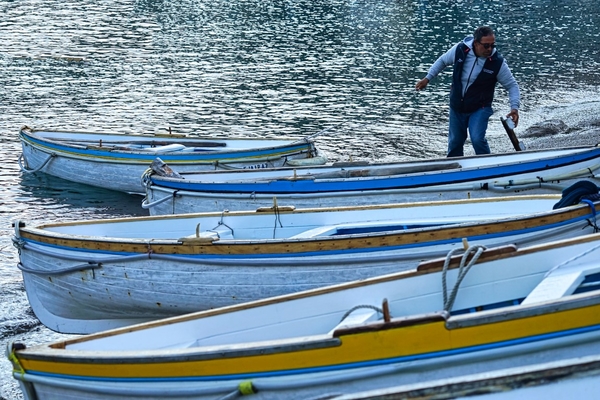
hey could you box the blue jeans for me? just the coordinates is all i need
[447,106,493,157]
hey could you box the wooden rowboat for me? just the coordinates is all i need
[9,232,600,399]
[141,145,600,214]
[18,126,323,194]
[11,194,600,334]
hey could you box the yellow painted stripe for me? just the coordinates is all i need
[18,302,600,379]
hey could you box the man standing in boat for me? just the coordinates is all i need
[415,26,521,157]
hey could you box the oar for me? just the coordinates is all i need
[501,117,525,151]
[46,137,227,147]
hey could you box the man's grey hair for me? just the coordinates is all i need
[474,26,495,42]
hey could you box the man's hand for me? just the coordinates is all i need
[507,109,519,127]
[415,78,429,91]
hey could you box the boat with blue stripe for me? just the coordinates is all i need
[9,232,600,399]
[11,193,600,334]
[18,126,323,194]
[142,145,600,214]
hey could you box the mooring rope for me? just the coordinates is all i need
[442,245,487,312]
[18,153,55,173]
[338,304,383,322]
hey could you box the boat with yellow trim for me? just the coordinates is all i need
[12,193,600,334]
[9,232,600,399]
[18,126,323,194]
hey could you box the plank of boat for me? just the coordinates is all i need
[417,244,519,272]
[522,262,600,305]
[47,136,228,148]
[282,162,462,180]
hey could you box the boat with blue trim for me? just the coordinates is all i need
[142,145,600,214]
[18,126,323,194]
[11,193,600,334]
[9,232,600,399]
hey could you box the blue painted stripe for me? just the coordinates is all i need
[21,133,311,163]
[25,323,600,383]
[151,148,600,193]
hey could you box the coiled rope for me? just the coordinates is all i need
[442,245,487,312]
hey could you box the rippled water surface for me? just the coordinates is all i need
[1,0,600,398]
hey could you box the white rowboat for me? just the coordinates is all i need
[9,232,600,399]
[12,193,600,334]
[142,145,600,214]
[18,126,323,193]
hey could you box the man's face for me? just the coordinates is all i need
[475,34,496,57]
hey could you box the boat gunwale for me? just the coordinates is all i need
[14,200,593,256]
[19,194,565,230]
[145,146,600,188]
[20,127,309,144]
[15,291,600,365]
[20,134,314,162]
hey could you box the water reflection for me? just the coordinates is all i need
[17,173,146,221]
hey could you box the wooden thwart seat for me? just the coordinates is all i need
[291,225,339,239]
[522,263,600,305]
[140,144,186,154]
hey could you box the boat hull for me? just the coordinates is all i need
[10,233,600,399]
[12,195,600,334]
[19,128,320,193]
[143,146,600,214]
[14,332,600,400]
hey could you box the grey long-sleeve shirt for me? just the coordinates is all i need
[425,37,521,110]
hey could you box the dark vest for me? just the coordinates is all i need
[450,42,504,113]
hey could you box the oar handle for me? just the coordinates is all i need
[501,117,523,152]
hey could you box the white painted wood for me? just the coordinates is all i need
[18,127,321,193]
[522,264,600,305]
[142,146,600,215]
[12,234,600,400]
[141,144,186,153]
[14,195,600,334]
[327,309,380,334]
